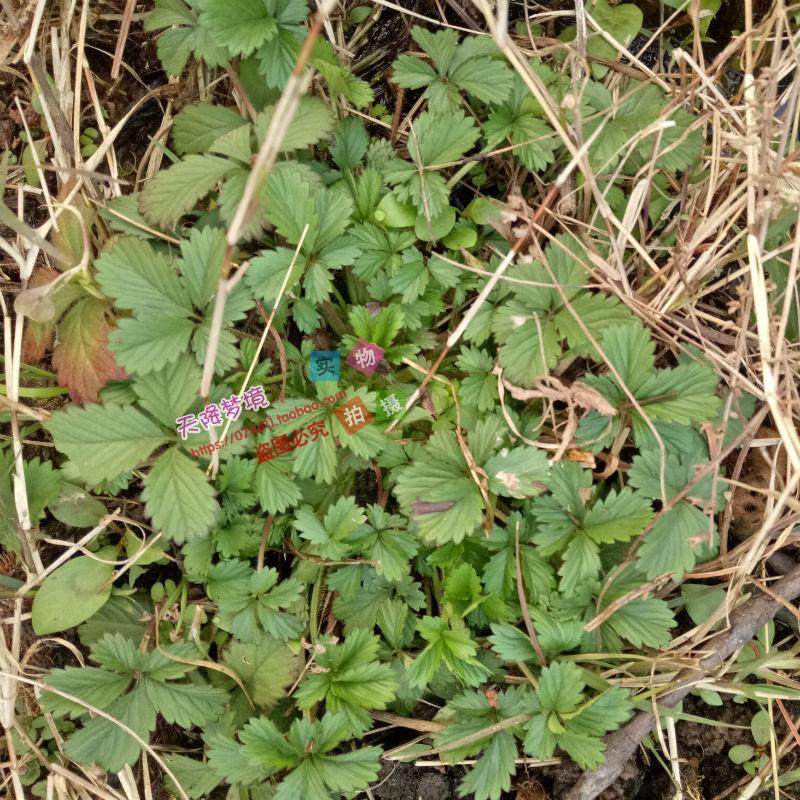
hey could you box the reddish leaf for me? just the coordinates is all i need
[21,266,59,362]
[52,297,126,403]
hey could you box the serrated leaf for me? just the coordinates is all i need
[140,154,235,226]
[488,624,539,662]
[255,459,303,515]
[223,636,298,707]
[636,501,716,581]
[256,95,335,152]
[95,237,192,318]
[604,594,675,648]
[199,0,278,56]
[581,488,653,543]
[45,404,167,485]
[52,296,126,403]
[109,313,196,375]
[132,354,200,428]
[537,661,584,714]
[393,431,484,545]
[162,754,222,800]
[408,109,479,166]
[458,730,517,800]
[142,447,219,542]
[485,446,549,499]
[636,362,721,425]
[172,103,246,155]
[41,667,130,717]
[143,678,227,727]
[180,225,226,307]
[295,629,398,733]
[63,685,156,772]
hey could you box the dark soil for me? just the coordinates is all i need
[370,695,796,799]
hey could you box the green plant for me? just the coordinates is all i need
[8,3,800,800]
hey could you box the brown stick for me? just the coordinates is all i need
[565,561,800,800]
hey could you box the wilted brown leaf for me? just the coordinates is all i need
[52,296,126,403]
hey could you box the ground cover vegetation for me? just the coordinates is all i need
[1,0,800,798]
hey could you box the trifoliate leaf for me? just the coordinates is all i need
[142,447,220,542]
[295,629,398,734]
[407,616,490,689]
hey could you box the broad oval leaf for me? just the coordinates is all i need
[32,555,114,634]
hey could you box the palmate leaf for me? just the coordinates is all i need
[230,713,381,800]
[142,447,220,542]
[294,629,398,734]
[293,497,366,560]
[407,616,490,689]
[393,28,512,113]
[45,403,167,485]
[208,560,304,642]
